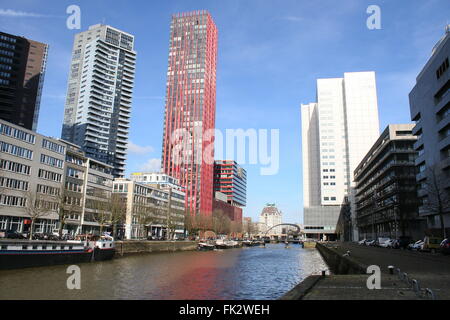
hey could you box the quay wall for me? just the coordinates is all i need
[316,242,367,275]
[115,240,198,256]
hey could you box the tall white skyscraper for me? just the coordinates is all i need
[301,72,380,240]
[61,24,136,178]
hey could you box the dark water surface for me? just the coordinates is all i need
[0,244,328,300]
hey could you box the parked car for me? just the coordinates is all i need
[358,239,367,245]
[366,239,376,246]
[385,239,399,249]
[377,237,391,247]
[421,236,443,253]
[4,230,25,239]
[408,240,423,250]
[379,239,394,248]
[440,239,450,255]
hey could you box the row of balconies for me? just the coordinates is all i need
[356,161,415,196]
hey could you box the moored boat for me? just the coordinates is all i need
[73,234,115,261]
[0,239,93,270]
[215,239,228,249]
[243,240,253,247]
[0,234,115,270]
[197,242,215,251]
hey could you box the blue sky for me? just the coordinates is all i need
[0,0,449,224]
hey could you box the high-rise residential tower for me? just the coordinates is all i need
[301,71,380,240]
[61,24,136,178]
[161,11,218,215]
[0,31,48,131]
[409,25,450,236]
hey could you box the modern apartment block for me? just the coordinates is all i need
[409,25,450,236]
[0,31,48,131]
[354,124,425,240]
[112,179,185,239]
[161,11,218,215]
[301,72,380,240]
[0,119,114,236]
[61,24,136,178]
[213,160,247,207]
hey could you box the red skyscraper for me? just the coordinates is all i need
[162,11,218,215]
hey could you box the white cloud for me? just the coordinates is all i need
[139,158,161,172]
[0,9,56,18]
[127,141,154,154]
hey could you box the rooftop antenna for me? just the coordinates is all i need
[102,17,106,25]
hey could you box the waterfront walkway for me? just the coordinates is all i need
[282,242,450,300]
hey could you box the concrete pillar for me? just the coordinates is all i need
[125,223,132,240]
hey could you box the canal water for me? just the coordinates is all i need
[0,243,328,300]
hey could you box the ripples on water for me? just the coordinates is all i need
[0,243,328,300]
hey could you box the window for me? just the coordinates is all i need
[0,159,31,175]
[436,57,449,79]
[38,169,62,182]
[42,139,65,154]
[0,177,29,191]
[0,123,36,144]
[0,141,33,159]
[37,184,61,196]
[0,195,27,207]
[67,167,83,179]
[40,154,64,168]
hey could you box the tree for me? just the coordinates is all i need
[212,210,231,236]
[230,220,243,237]
[23,191,52,239]
[55,186,84,237]
[90,198,110,235]
[243,219,257,238]
[422,165,450,239]
[133,201,156,239]
[196,213,212,239]
[110,193,126,240]
[184,210,198,239]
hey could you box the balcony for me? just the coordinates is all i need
[414,152,426,167]
[437,115,450,133]
[438,134,450,152]
[412,121,422,136]
[436,94,450,114]
[413,137,424,151]
[441,157,450,170]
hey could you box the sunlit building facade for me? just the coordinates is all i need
[161,11,218,215]
[302,72,380,240]
[61,24,136,178]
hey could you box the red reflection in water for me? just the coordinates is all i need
[154,251,239,300]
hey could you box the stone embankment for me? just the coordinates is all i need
[115,240,198,256]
